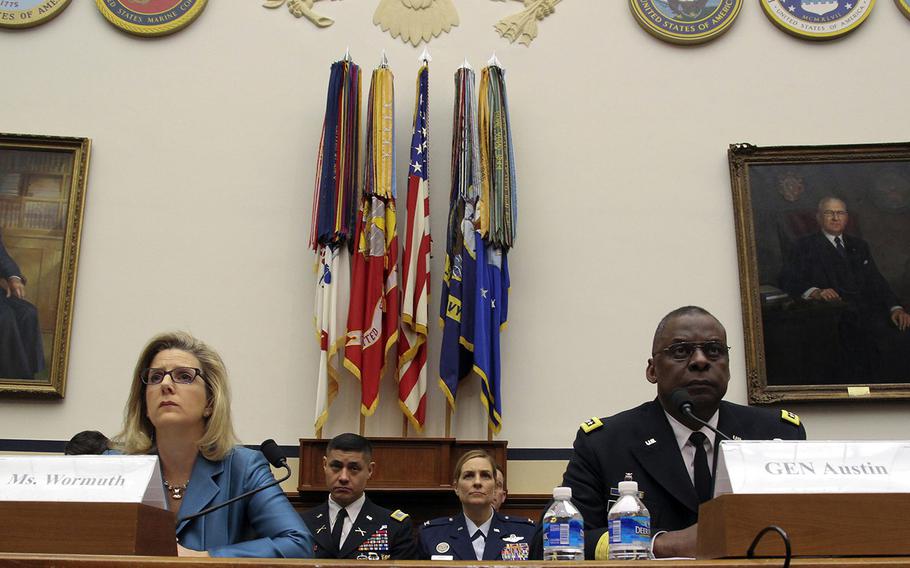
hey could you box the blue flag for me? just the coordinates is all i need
[472,233,508,433]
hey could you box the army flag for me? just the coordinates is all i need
[397,62,431,431]
[345,65,399,417]
[438,65,481,408]
[311,59,360,432]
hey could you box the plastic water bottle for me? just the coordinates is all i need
[607,473,651,560]
[542,486,584,560]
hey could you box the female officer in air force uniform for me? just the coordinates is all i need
[418,450,535,561]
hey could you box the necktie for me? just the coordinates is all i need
[689,431,712,503]
[331,508,348,553]
[471,530,485,560]
[835,236,846,257]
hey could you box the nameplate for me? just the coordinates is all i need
[0,455,166,509]
[714,441,910,497]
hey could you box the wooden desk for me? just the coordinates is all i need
[2,555,910,567]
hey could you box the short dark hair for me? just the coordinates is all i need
[327,433,372,459]
[65,430,110,455]
[652,306,722,351]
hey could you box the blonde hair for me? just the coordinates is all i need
[453,449,498,482]
[111,331,238,461]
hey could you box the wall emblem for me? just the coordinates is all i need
[95,0,207,37]
[629,0,744,44]
[760,0,875,40]
[0,0,72,29]
[898,0,910,20]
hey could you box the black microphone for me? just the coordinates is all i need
[670,388,731,441]
[176,439,292,524]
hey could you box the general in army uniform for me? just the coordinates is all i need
[419,450,535,561]
[302,433,418,560]
[561,306,807,559]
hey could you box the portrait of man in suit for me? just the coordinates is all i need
[779,196,910,382]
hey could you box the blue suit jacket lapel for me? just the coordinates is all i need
[482,513,506,560]
[449,515,476,560]
[175,455,223,535]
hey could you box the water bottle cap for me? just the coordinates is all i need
[618,480,638,493]
[552,486,572,499]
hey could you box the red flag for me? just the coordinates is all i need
[344,67,398,416]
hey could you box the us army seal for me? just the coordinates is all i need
[760,0,875,40]
[629,0,744,44]
[0,0,72,29]
[95,0,207,37]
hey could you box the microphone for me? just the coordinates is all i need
[670,388,731,441]
[176,439,292,524]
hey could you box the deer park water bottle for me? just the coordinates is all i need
[542,486,584,560]
[607,473,651,560]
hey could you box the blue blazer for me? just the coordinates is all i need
[175,446,313,558]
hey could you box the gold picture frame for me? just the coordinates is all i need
[0,133,91,398]
[729,142,910,404]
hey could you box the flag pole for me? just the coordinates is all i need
[359,414,366,436]
[402,416,409,437]
[445,404,452,438]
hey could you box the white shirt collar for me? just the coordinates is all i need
[822,230,844,246]
[463,509,494,537]
[664,408,719,453]
[328,492,366,525]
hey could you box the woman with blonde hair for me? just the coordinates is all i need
[112,331,312,558]
[418,449,535,560]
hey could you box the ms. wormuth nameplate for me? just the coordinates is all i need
[0,455,165,509]
[714,440,910,497]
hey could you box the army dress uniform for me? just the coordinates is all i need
[302,497,418,560]
[418,511,535,561]
[562,399,806,559]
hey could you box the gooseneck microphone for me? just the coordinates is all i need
[176,439,292,524]
[670,388,731,441]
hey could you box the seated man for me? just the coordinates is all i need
[561,306,806,559]
[780,196,910,381]
[303,433,418,560]
[0,231,45,379]
[492,465,507,511]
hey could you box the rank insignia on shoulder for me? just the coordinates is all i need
[580,417,604,433]
[391,510,409,522]
[781,410,801,427]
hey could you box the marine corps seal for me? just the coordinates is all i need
[760,0,875,40]
[629,0,744,44]
[95,0,207,37]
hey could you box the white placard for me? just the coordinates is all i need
[714,440,910,497]
[0,455,166,509]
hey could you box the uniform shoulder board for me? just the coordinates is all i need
[424,517,453,527]
[390,509,409,522]
[501,515,535,525]
[580,417,604,434]
[780,409,801,427]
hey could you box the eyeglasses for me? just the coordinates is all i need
[821,210,848,219]
[655,341,730,361]
[140,367,204,385]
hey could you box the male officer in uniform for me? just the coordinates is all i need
[492,466,507,511]
[302,433,418,560]
[562,306,807,559]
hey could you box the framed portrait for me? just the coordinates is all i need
[729,142,910,404]
[0,133,91,398]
